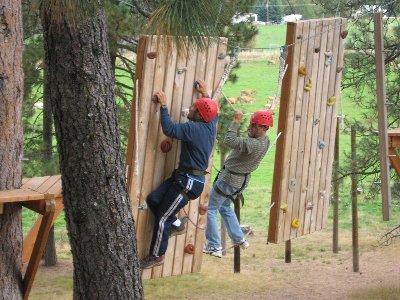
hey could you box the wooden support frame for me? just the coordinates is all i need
[0,175,63,299]
[388,129,400,176]
[22,199,56,300]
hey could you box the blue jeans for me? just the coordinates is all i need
[206,178,244,249]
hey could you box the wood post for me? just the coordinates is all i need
[234,199,240,273]
[285,240,291,263]
[374,12,391,221]
[333,123,339,253]
[351,126,359,272]
[23,199,56,300]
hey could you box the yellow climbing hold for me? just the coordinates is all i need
[304,79,312,92]
[327,96,336,106]
[298,66,307,76]
[280,203,288,212]
[291,218,300,228]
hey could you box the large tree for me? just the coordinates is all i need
[40,1,143,298]
[0,0,24,299]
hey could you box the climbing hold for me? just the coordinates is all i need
[291,218,300,229]
[184,244,195,255]
[147,52,157,59]
[160,139,172,153]
[325,52,333,66]
[280,203,288,213]
[306,202,313,210]
[198,204,208,215]
[295,115,301,121]
[304,79,312,92]
[152,94,159,103]
[318,140,326,149]
[177,67,187,74]
[340,30,348,39]
[314,47,320,53]
[218,53,226,60]
[297,34,302,39]
[336,66,343,73]
[327,96,336,106]
[289,179,296,192]
[313,119,320,126]
[298,66,307,76]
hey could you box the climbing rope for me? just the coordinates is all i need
[212,46,240,102]
[267,46,288,111]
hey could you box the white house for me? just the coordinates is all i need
[232,13,258,24]
[281,14,302,23]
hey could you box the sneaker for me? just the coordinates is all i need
[202,246,222,258]
[170,217,189,237]
[234,238,249,250]
[139,255,165,269]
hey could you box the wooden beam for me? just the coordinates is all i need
[22,198,64,264]
[374,12,391,221]
[23,199,56,300]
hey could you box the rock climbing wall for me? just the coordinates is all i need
[125,35,227,278]
[268,18,347,243]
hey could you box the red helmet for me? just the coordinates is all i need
[251,110,273,127]
[195,98,218,123]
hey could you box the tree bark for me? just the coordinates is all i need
[0,1,24,299]
[42,7,143,299]
[42,62,58,266]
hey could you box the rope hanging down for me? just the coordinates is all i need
[212,46,240,101]
[267,46,288,111]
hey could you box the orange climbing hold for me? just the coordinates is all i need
[184,244,195,255]
[298,66,307,76]
[198,204,208,215]
[160,139,172,153]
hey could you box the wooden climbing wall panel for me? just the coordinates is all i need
[268,18,347,244]
[125,35,227,278]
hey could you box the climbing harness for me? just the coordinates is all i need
[213,166,248,206]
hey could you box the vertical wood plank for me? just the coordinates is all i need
[321,18,347,228]
[268,22,297,244]
[313,19,335,232]
[279,21,304,243]
[294,20,317,238]
[302,20,324,235]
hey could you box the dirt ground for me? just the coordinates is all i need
[30,229,400,299]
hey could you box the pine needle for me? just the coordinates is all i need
[143,0,230,53]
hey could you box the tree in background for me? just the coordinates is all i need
[0,1,24,298]
[313,1,400,201]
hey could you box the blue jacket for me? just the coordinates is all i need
[160,107,218,178]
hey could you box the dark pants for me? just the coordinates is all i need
[146,171,204,257]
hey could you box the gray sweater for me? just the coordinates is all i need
[219,122,269,189]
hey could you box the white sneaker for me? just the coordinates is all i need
[202,246,222,258]
[234,238,249,250]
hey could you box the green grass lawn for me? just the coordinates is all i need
[255,25,287,49]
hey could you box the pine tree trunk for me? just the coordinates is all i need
[42,63,57,266]
[0,1,24,299]
[42,8,143,299]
